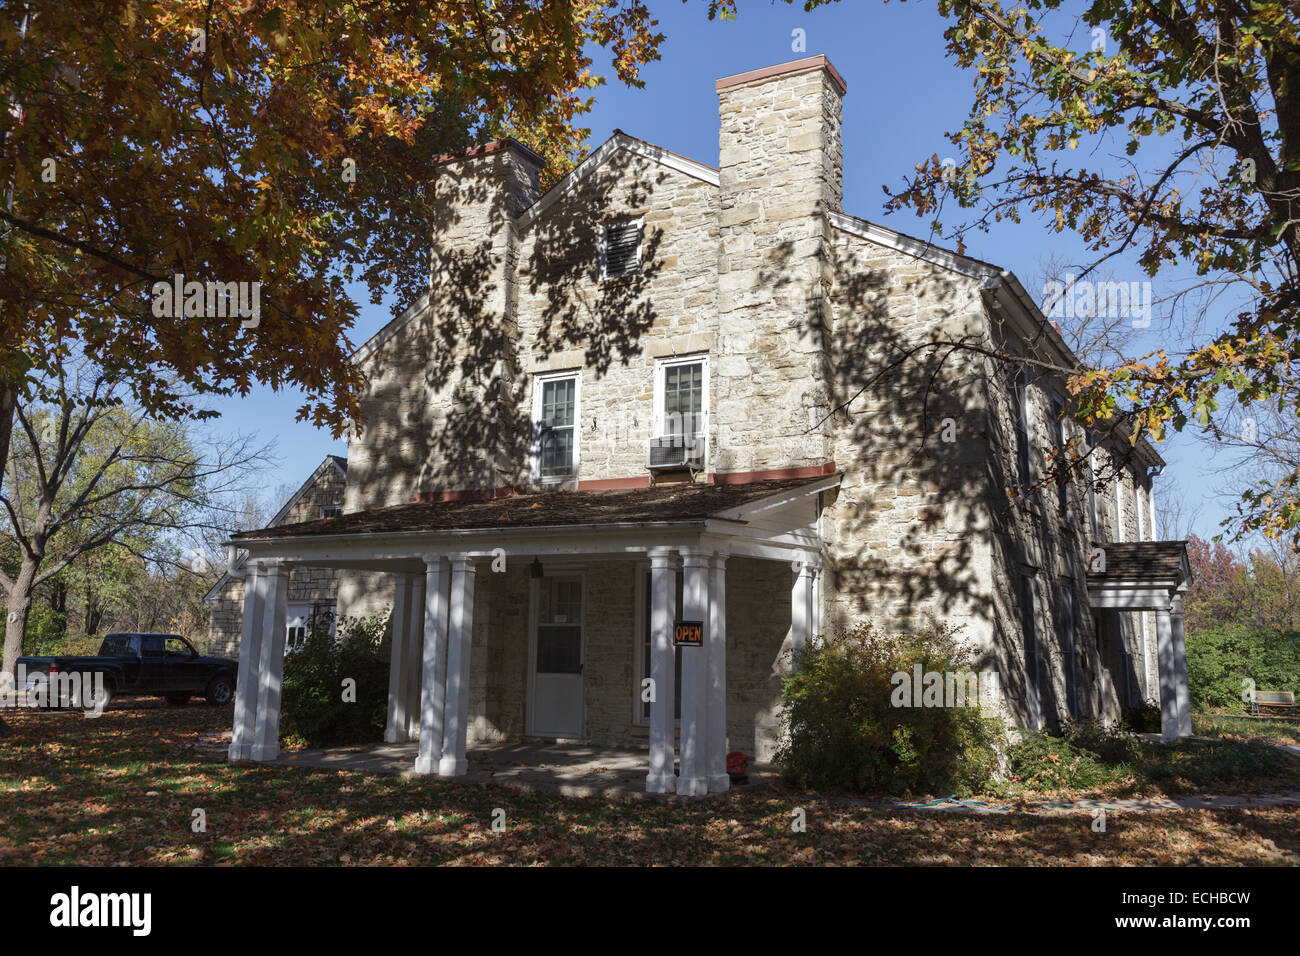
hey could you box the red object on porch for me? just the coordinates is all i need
[726,751,748,775]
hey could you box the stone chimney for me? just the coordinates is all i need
[425,139,542,493]
[714,55,845,475]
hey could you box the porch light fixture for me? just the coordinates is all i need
[530,557,543,579]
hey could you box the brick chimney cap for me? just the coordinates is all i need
[715,55,847,96]
[434,137,545,169]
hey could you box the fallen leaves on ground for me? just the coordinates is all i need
[1,705,1298,866]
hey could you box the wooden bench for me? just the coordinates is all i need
[1251,690,1296,716]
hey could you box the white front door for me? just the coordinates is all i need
[530,575,585,738]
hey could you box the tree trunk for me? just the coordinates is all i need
[2,558,38,679]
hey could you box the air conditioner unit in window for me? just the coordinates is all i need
[647,435,705,470]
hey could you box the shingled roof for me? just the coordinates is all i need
[233,475,830,541]
[1087,540,1191,583]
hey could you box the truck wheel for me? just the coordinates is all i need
[79,680,113,712]
[205,675,235,706]
[165,694,189,706]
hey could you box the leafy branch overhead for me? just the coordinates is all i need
[0,0,664,441]
[711,0,1300,542]
[892,0,1300,541]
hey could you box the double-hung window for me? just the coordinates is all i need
[650,355,708,468]
[1011,366,1034,487]
[532,372,580,482]
[1050,397,1070,518]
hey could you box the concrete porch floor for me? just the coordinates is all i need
[274,740,774,801]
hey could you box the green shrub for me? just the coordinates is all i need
[279,610,391,748]
[1186,624,1300,714]
[1005,728,1130,793]
[775,621,1003,796]
[1005,719,1300,795]
[22,606,69,655]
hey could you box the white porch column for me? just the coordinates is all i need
[645,548,677,794]
[414,555,450,775]
[228,561,265,761]
[791,558,816,666]
[705,552,729,794]
[1155,605,1182,741]
[1170,594,1192,737]
[438,556,476,777]
[384,572,414,743]
[677,547,709,796]
[250,560,289,761]
[404,573,426,740]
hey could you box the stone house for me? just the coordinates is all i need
[203,455,347,657]
[224,55,1192,794]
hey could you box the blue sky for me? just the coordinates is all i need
[206,0,1230,540]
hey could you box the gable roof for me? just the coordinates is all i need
[515,130,719,231]
[828,210,1165,471]
[203,455,348,603]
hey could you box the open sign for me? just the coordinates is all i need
[673,620,703,647]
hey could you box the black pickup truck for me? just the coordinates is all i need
[17,633,237,709]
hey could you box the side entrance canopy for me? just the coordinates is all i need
[224,474,838,796]
[1086,540,1194,741]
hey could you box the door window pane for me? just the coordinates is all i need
[537,625,583,674]
[537,577,582,674]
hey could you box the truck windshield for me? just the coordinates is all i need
[99,634,140,656]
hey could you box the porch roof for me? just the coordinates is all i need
[1086,540,1191,584]
[232,474,835,542]
[1085,540,1192,611]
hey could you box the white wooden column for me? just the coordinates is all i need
[384,572,414,743]
[228,561,265,761]
[1155,605,1181,741]
[414,555,449,775]
[791,558,816,666]
[645,548,677,794]
[705,552,729,793]
[250,560,289,761]
[1170,594,1192,737]
[677,547,709,796]
[404,573,426,740]
[438,556,476,777]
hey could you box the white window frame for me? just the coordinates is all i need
[652,354,709,467]
[530,370,581,484]
[598,217,644,281]
[1114,468,1126,542]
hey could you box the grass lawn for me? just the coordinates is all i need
[1194,712,1300,748]
[2,704,1300,866]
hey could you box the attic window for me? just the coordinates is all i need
[320,506,342,519]
[600,220,642,279]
